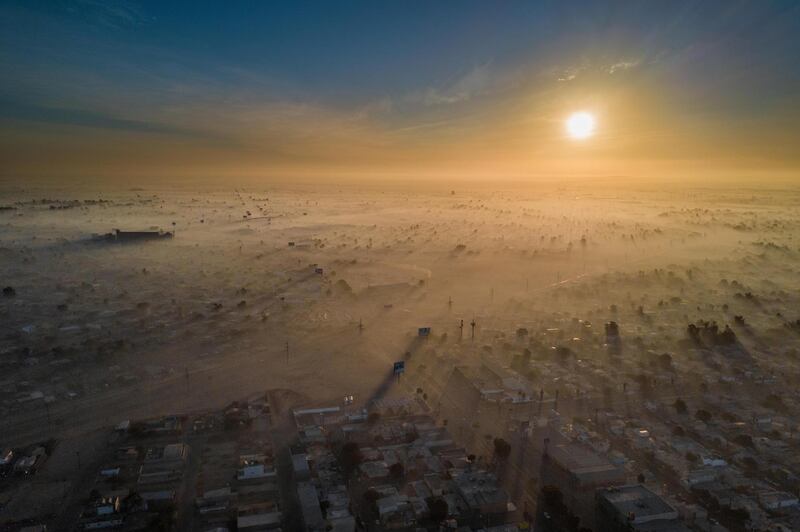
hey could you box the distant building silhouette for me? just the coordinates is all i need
[95,228,174,242]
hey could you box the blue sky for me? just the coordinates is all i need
[1,0,799,181]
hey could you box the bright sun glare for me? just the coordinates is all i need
[566,111,596,139]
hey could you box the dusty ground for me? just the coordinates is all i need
[1,182,799,447]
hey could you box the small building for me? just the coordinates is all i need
[111,229,174,242]
[238,453,275,481]
[80,495,125,530]
[757,490,799,511]
[539,443,626,530]
[140,490,176,510]
[292,453,311,481]
[237,511,282,531]
[145,443,189,465]
[297,481,325,531]
[596,484,689,532]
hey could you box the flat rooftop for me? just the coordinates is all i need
[599,484,679,525]
[237,511,282,529]
[547,443,624,483]
[297,481,324,529]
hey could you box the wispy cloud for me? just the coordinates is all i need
[607,60,641,74]
[557,66,583,82]
[412,64,493,106]
[350,97,393,121]
[553,57,643,81]
[69,0,150,30]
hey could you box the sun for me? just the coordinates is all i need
[566,111,596,139]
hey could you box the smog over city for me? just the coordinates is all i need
[1,2,800,532]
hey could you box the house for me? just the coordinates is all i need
[80,495,125,530]
[757,490,799,511]
[195,487,233,515]
[140,490,175,510]
[238,454,275,481]
[682,467,719,488]
[145,443,189,465]
[453,469,512,522]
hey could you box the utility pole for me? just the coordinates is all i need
[459,319,464,340]
[538,388,544,416]
[470,319,476,341]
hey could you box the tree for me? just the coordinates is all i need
[762,394,785,411]
[742,456,758,471]
[673,398,688,415]
[493,438,511,461]
[718,325,737,345]
[334,279,353,294]
[605,321,620,338]
[695,409,712,423]
[427,497,448,522]
[539,485,580,531]
[363,488,380,513]
[340,442,363,478]
[389,462,404,480]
